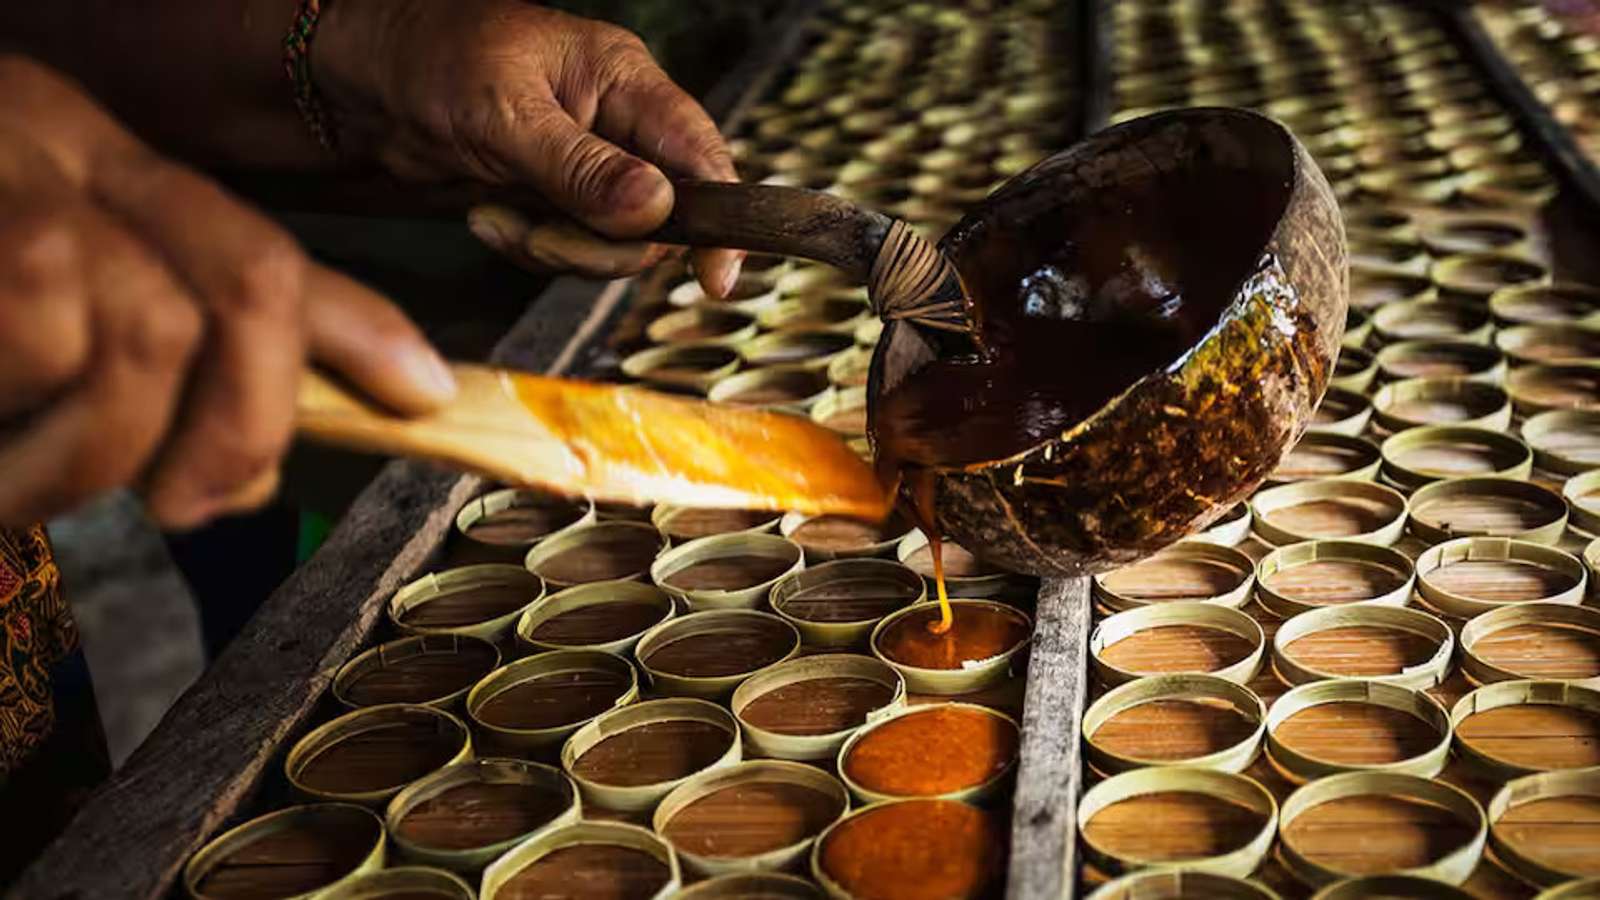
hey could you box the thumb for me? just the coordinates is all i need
[504,100,675,239]
[304,265,457,416]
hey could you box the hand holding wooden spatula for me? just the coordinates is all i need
[297,364,892,520]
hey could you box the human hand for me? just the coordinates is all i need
[314,0,744,295]
[0,56,455,529]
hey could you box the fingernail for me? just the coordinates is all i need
[407,351,458,402]
[720,252,745,298]
[468,211,510,252]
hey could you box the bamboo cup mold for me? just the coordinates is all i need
[1272,603,1454,689]
[1091,542,1257,611]
[1082,674,1266,775]
[652,760,849,877]
[1255,540,1417,619]
[1277,772,1485,887]
[837,702,1020,804]
[1490,283,1600,327]
[1407,479,1570,545]
[634,609,801,699]
[707,366,832,413]
[730,653,905,761]
[1078,768,1277,878]
[184,804,386,900]
[1379,425,1532,489]
[1269,432,1381,484]
[1371,377,1513,432]
[389,565,547,646]
[385,758,579,873]
[1375,340,1506,384]
[515,580,673,655]
[285,705,472,808]
[1250,480,1410,547]
[1089,871,1282,900]
[646,305,760,346]
[674,874,823,899]
[333,634,501,711]
[651,505,781,543]
[869,599,1032,694]
[523,521,667,590]
[453,489,595,563]
[479,821,680,900]
[1308,387,1375,437]
[1089,601,1266,686]
[650,533,805,611]
[1264,680,1453,782]
[621,342,742,394]
[466,650,639,756]
[560,697,741,813]
[768,559,925,648]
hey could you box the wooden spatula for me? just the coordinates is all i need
[296,363,892,520]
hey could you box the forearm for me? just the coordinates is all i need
[0,0,330,170]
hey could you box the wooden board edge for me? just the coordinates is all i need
[1007,575,1093,900]
[1432,0,1600,223]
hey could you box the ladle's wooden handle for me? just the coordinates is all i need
[648,181,894,282]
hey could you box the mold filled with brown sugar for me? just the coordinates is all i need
[475,667,632,731]
[659,508,777,540]
[876,603,1030,670]
[790,513,910,553]
[397,780,573,851]
[569,720,735,787]
[533,529,662,586]
[496,844,671,900]
[818,800,1004,900]
[844,706,1019,797]
[739,677,899,736]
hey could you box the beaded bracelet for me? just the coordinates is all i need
[284,0,339,153]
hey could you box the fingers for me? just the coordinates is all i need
[589,36,745,296]
[0,207,91,418]
[90,151,309,527]
[0,207,201,528]
[467,204,675,278]
[304,265,456,418]
[496,98,674,239]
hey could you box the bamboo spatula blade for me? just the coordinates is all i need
[297,364,892,520]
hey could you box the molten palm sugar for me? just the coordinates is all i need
[528,601,667,646]
[569,720,735,787]
[295,719,463,796]
[340,640,500,707]
[397,780,573,851]
[662,780,845,858]
[496,844,671,900]
[843,706,1018,797]
[876,602,1029,670]
[740,677,899,736]
[196,813,378,899]
[818,799,1003,900]
[474,668,633,730]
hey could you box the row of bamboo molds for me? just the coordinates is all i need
[1093,0,1600,897]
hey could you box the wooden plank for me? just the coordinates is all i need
[1433,1,1600,224]
[1007,576,1093,900]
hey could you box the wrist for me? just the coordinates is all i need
[304,0,397,163]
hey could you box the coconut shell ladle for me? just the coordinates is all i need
[299,107,1346,577]
[645,107,1348,577]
